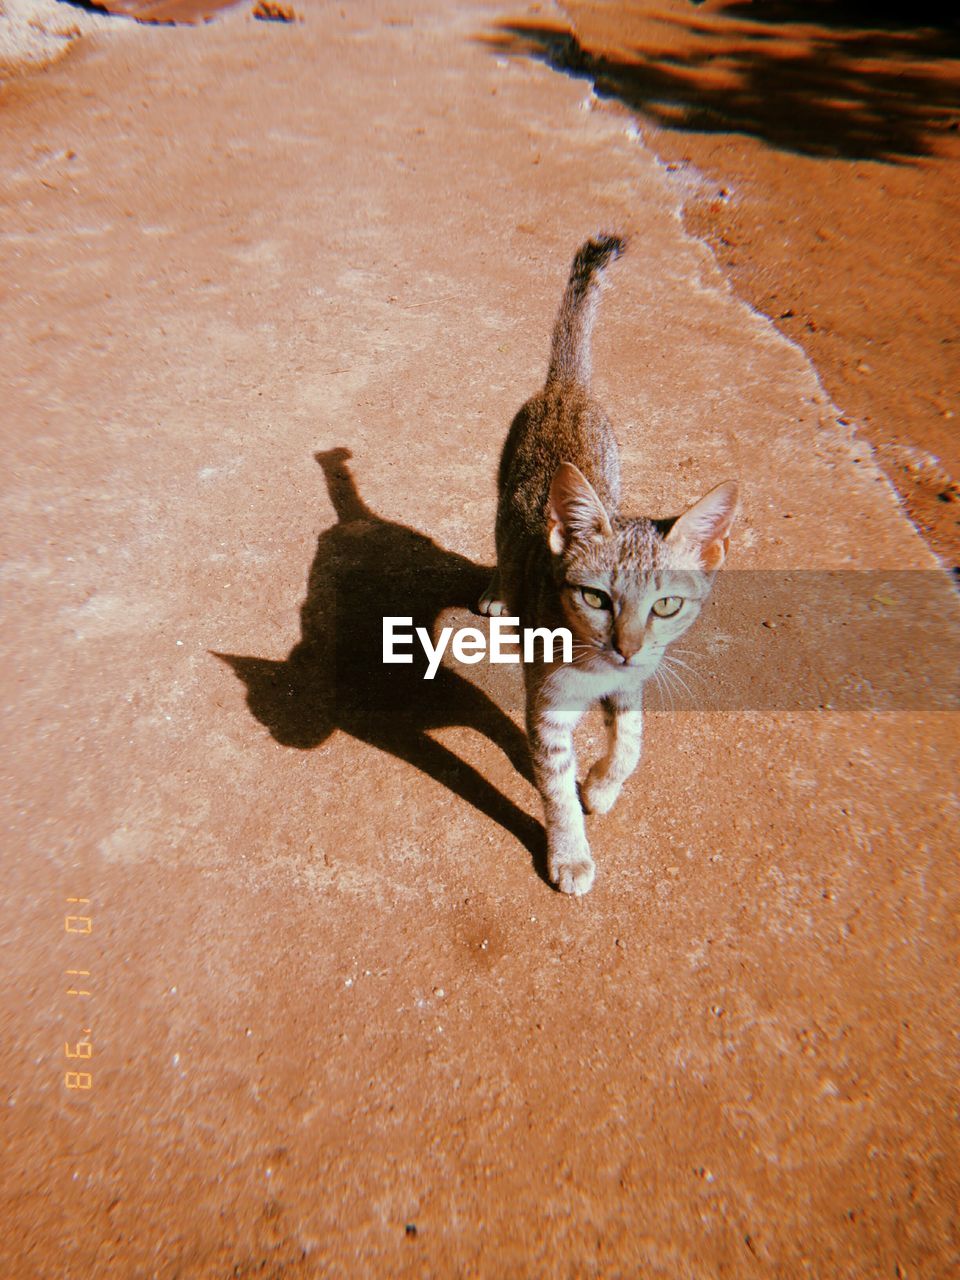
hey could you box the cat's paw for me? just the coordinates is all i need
[549,846,596,896]
[477,590,508,617]
[580,768,621,816]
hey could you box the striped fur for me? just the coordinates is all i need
[481,237,739,895]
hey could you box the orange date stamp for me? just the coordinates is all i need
[63,897,93,1093]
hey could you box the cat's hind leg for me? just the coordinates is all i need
[478,569,508,617]
[580,696,643,816]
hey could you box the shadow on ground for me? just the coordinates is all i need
[481,1,960,161]
[215,448,547,881]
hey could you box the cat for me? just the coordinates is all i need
[479,234,739,895]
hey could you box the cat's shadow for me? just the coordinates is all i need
[214,447,548,883]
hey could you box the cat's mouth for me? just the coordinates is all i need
[604,648,661,674]
[571,640,659,675]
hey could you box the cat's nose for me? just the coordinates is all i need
[613,639,641,662]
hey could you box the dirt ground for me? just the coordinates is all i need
[2,2,959,1278]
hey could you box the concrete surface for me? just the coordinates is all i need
[2,2,958,1276]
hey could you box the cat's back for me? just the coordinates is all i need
[497,381,621,537]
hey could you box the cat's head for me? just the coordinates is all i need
[547,461,739,673]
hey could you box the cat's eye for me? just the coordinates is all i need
[652,596,684,618]
[580,587,612,611]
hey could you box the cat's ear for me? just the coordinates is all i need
[666,480,739,570]
[548,462,613,555]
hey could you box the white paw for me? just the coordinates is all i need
[580,768,621,816]
[549,846,596,896]
[478,592,508,617]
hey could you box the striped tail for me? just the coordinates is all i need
[546,233,626,387]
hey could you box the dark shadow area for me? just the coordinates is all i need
[481,2,960,161]
[720,3,959,34]
[214,447,547,883]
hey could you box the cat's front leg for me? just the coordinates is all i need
[581,696,643,816]
[528,702,594,895]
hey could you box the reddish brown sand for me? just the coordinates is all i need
[2,2,959,1278]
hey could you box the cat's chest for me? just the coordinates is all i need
[543,661,646,712]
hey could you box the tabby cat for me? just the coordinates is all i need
[480,235,739,895]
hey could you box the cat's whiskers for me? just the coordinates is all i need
[651,665,676,712]
[569,641,602,668]
[668,646,707,666]
[655,665,686,706]
[661,652,705,684]
[658,659,698,707]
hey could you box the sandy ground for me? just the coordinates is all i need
[2,2,959,1277]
